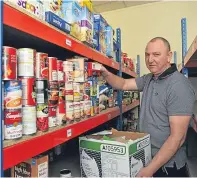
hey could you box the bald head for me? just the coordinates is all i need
[148,37,171,52]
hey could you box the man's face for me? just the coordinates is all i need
[145,40,172,75]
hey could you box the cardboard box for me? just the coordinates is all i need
[93,14,107,54]
[105,25,114,57]
[79,0,93,12]
[79,129,151,177]
[80,6,93,45]
[43,0,62,17]
[6,0,45,20]
[12,155,48,177]
[45,11,71,34]
[61,1,82,40]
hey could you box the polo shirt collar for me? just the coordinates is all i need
[153,64,177,80]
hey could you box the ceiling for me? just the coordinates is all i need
[92,1,157,13]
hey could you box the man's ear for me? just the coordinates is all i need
[168,51,173,63]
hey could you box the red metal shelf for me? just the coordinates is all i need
[122,100,140,113]
[3,107,120,170]
[122,66,137,77]
[178,35,197,71]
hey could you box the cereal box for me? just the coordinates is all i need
[80,6,93,45]
[105,25,114,57]
[61,0,82,40]
[93,14,107,54]
[43,0,62,17]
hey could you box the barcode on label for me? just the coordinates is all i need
[36,93,44,103]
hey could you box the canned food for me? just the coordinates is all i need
[2,81,4,111]
[84,100,91,117]
[48,106,57,128]
[65,82,73,101]
[37,104,49,132]
[57,60,64,82]
[80,83,84,101]
[4,109,22,139]
[63,61,73,82]
[17,48,36,77]
[48,57,57,81]
[65,102,74,122]
[2,46,17,80]
[36,79,48,90]
[4,80,22,109]
[22,106,36,135]
[36,80,48,104]
[36,52,48,79]
[84,82,90,100]
[19,77,36,106]
[48,90,59,107]
[74,102,81,120]
[48,81,59,90]
[57,101,65,126]
[80,101,85,118]
[73,82,80,102]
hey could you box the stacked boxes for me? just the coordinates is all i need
[79,0,93,12]
[105,25,114,57]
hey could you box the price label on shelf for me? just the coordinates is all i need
[108,114,111,120]
[67,129,72,137]
[66,39,72,47]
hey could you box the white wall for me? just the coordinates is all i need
[102,2,197,75]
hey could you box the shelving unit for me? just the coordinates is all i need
[1,2,140,174]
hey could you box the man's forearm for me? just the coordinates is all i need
[147,135,184,174]
[102,70,125,90]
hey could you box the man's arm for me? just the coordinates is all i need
[101,66,138,91]
[137,115,191,177]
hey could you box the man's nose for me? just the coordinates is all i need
[148,56,154,63]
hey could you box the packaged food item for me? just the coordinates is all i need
[43,0,62,17]
[65,82,73,101]
[2,46,17,80]
[65,102,74,122]
[63,61,73,82]
[93,14,107,54]
[79,0,93,12]
[73,82,80,102]
[74,101,81,121]
[60,1,82,40]
[36,52,48,80]
[80,6,93,45]
[105,25,114,57]
[6,0,45,20]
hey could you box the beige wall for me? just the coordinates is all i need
[102,2,197,75]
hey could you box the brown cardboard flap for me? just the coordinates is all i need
[111,128,148,140]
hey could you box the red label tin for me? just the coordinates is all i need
[4,80,22,110]
[48,90,59,107]
[19,77,36,106]
[4,109,22,139]
[36,52,49,80]
[57,60,64,82]
[2,46,17,80]
[48,106,57,117]
[48,57,57,81]
[36,104,48,132]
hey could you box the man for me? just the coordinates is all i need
[100,37,196,177]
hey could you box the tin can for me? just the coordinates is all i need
[4,109,22,139]
[57,60,64,82]
[36,104,49,132]
[48,90,59,107]
[65,82,73,101]
[84,82,90,100]
[80,83,84,101]
[22,106,36,135]
[2,82,4,140]
[19,77,36,106]
[17,48,36,77]
[2,46,17,80]
[48,57,58,81]
[80,101,85,119]
[65,102,74,122]
[48,106,57,128]
[36,80,48,104]
[36,52,49,80]
[63,61,73,82]
[84,100,91,117]
[73,82,80,102]
[60,169,72,178]
[57,101,65,126]
[74,102,81,120]
[4,80,22,110]
[48,81,59,90]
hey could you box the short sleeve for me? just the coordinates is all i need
[167,81,196,116]
[135,75,147,92]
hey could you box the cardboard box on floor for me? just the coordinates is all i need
[79,129,152,177]
[11,155,48,177]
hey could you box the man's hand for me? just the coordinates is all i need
[136,167,153,178]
